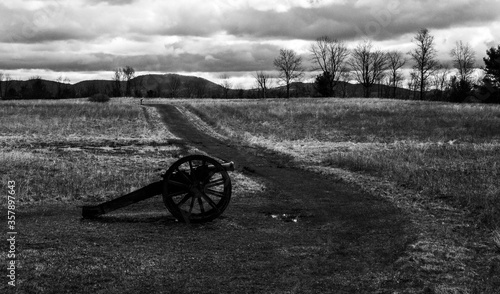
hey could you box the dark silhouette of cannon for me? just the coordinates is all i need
[82,155,234,223]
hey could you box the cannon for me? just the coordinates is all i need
[82,155,234,223]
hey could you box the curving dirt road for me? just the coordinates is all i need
[155,104,415,292]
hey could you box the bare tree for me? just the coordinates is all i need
[348,41,388,98]
[409,28,439,100]
[386,50,407,98]
[310,36,349,96]
[219,73,232,98]
[274,49,304,98]
[112,68,123,97]
[432,63,451,92]
[254,71,272,98]
[169,74,182,98]
[407,70,420,99]
[122,66,135,96]
[450,41,476,83]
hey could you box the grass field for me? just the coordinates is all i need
[0,99,258,204]
[0,99,176,204]
[0,99,168,143]
[1,97,499,293]
[1,98,272,293]
[185,98,500,227]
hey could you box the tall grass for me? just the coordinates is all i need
[186,99,500,143]
[0,149,175,203]
[323,143,500,224]
[0,100,177,203]
[186,98,500,227]
[0,100,165,143]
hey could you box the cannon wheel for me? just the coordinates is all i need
[162,155,232,223]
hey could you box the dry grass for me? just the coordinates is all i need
[0,99,172,144]
[0,148,178,203]
[0,99,175,204]
[0,99,258,204]
[185,98,500,143]
[185,98,500,227]
[182,98,500,292]
[323,142,500,224]
[1,98,498,293]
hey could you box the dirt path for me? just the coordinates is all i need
[155,104,414,291]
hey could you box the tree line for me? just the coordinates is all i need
[1,27,499,102]
[271,28,500,103]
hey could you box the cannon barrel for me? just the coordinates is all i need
[217,161,235,172]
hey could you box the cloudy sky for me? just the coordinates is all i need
[1,0,499,87]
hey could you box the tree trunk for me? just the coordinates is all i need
[420,73,425,100]
[364,85,371,98]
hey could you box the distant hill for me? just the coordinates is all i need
[1,74,225,99]
[72,74,225,98]
[0,73,417,99]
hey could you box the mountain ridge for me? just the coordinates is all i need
[0,73,414,99]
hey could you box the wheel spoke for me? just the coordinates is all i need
[188,196,195,213]
[168,179,190,190]
[206,189,225,198]
[176,193,192,206]
[198,197,205,213]
[188,160,194,177]
[201,193,219,211]
[163,155,232,223]
[202,170,216,183]
[167,190,189,199]
[205,178,225,188]
[176,168,193,184]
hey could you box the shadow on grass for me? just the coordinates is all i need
[81,212,232,227]
[80,212,178,225]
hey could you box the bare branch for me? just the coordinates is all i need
[409,28,439,99]
[310,36,349,96]
[254,71,272,98]
[386,50,407,98]
[348,40,388,98]
[274,49,304,98]
[450,41,476,82]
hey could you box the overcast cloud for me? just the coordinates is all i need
[1,0,499,86]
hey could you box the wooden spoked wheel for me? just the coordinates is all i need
[162,155,232,223]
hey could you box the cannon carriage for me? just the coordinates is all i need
[82,155,234,223]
